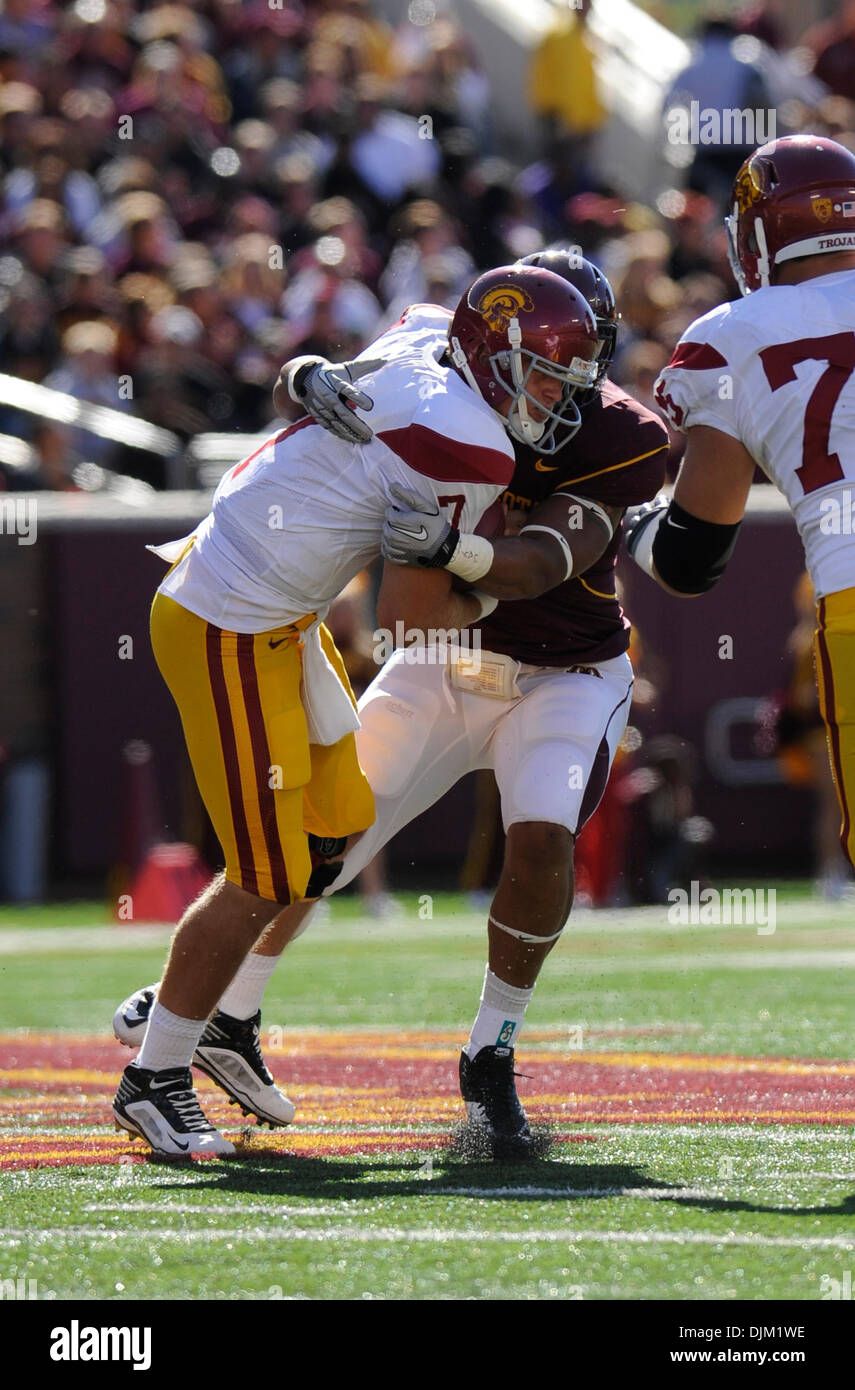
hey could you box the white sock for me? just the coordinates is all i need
[136,1001,206,1073]
[464,967,534,1059]
[218,952,279,1021]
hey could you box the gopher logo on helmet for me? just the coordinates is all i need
[475,284,534,332]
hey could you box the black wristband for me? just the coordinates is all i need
[417,526,460,568]
[292,362,316,399]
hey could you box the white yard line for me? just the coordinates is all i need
[428,1186,729,1201]
[84,1185,854,1207]
[0,900,853,954]
[1,930,852,974]
[84,1188,740,1205]
[0,927,172,954]
[0,1226,851,1250]
[84,1202,339,1217]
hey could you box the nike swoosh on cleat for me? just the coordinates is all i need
[122,1011,147,1028]
[534,459,558,472]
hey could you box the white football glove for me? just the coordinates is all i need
[290,357,385,445]
[623,495,671,580]
[381,483,457,566]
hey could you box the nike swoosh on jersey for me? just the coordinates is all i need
[534,459,559,472]
[666,516,688,530]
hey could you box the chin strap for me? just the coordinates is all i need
[506,318,546,445]
[450,333,516,436]
[755,216,772,289]
[450,335,484,398]
[449,331,553,448]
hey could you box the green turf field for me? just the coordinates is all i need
[0,890,853,1301]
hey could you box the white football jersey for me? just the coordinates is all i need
[159,305,515,630]
[655,269,855,598]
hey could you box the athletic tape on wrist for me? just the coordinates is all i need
[446,533,494,583]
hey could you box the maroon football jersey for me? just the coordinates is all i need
[477,380,668,665]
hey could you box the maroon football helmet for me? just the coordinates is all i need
[519,248,618,388]
[448,265,599,453]
[725,134,855,295]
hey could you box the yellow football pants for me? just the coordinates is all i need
[150,591,375,904]
[815,586,855,868]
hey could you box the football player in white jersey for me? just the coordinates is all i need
[112,265,600,1156]
[626,133,855,871]
[114,256,671,1160]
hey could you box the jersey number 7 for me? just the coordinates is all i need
[437,493,465,527]
[760,332,855,495]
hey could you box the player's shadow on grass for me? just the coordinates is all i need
[152,1155,685,1202]
[151,1154,855,1219]
[647,1189,855,1221]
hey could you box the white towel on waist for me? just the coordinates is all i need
[299,618,361,745]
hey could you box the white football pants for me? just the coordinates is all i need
[324,645,634,894]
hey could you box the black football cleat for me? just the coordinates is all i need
[458,1045,534,1160]
[194,1009,295,1128]
[113,985,295,1127]
[112,1063,235,1157]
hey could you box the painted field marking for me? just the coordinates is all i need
[2,1031,853,1171]
[0,1226,852,1250]
[84,1202,340,1217]
[430,1185,727,1201]
[1,898,853,951]
[79,1187,757,1206]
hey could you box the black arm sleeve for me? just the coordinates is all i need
[651,499,741,595]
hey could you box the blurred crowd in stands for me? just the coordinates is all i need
[2,0,852,901]
[1,0,854,490]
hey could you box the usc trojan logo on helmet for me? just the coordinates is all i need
[734,161,763,213]
[812,196,834,223]
[475,284,534,331]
